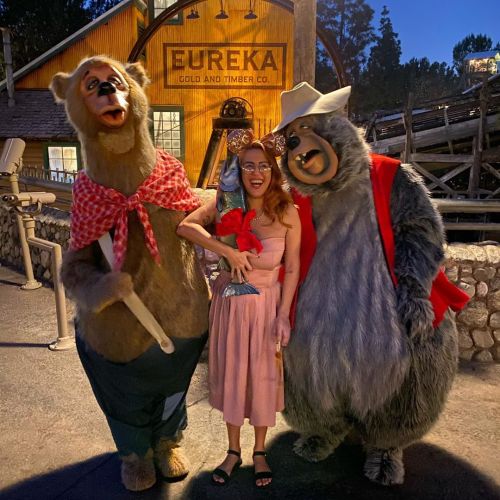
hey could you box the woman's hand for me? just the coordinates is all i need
[274,313,291,352]
[226,247,254,283]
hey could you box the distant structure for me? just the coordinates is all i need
[464,50,500,86]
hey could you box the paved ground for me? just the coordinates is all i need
[0,263,499,500]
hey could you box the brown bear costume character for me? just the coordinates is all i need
[274,83,469,485]
[50,56,210,491]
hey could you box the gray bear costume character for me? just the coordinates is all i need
[274,83,468,485]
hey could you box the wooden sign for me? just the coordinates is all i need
[163,43,287,89]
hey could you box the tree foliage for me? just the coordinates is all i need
[0,0,121,80]
[315,0,375,91]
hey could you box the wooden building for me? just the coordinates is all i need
[0,0,296,186]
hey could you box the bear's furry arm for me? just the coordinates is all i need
[390,163,445,338]
[61,242,133,313]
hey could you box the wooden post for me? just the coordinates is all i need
[293,0,316,86]
[402,92,414,164]
[469,76,489,197]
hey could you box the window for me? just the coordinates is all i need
[44,143,81,183]
[149,0,183,24]
[152,107,185,160]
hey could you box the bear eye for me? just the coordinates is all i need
[300,124,311,130]
[109,76,121,86]
[86,78,99,91]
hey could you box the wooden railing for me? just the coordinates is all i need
[20,165,78,184]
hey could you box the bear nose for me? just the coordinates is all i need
[97,81,116,96]
[286,136,300,150]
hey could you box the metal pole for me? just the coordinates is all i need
[23,216,74,350]
[9,173,42,290]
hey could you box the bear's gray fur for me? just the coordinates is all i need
[281,113,458,486]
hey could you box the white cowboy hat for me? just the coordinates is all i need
[272,82,351,132]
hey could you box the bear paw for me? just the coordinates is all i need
[120,450,156,492]
[154,438,190,482]
[364,447,404,486]
[293,435,336,462]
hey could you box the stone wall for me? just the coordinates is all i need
[0,202,70,282]
[445,243,500,363]
[1,200,499,363]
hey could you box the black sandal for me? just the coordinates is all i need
[253,450,273,488]
[211,449,242,486]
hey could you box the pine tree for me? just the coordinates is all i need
[359,5,402,114]
[315,0,375,92]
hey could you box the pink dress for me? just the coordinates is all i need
[208,237,285,427]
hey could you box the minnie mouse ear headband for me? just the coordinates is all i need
[272,82,351,132]
[227,128,286,157]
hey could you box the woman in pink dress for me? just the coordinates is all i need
[177,130,300,487]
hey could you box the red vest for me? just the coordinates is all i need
[289,153,469,328]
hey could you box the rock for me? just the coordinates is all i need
[40,250,50,268]
[473,267,496,281]
[445,266,459,282]
[484,246,500,265]
[476,281,488,297]
[458,348,475,361]
[488,290,500,310]
[473,350,493,362]
[491,278,500,291]
[490,312,500,329]
[492,344,500,361]
[457,303,488,327]
[460,265,473,277]
[457,325,473,349]
[471,329,494,349]
[493,330,500,343]
[43,269,51,281]
[458,281,475,298]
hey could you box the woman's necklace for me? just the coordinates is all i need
[251,208,265,225]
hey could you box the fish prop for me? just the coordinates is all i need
[215,154,262,297]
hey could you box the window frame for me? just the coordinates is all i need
[43,142,82,182]
[150,106,185,162]
[148,0,183,25]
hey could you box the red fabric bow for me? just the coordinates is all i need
[70,150,200,270]
[215,208,263,254]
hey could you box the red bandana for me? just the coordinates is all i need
[215,208,263,254]
[70,150,200,270]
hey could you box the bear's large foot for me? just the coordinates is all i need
[154,437,190,482]
[293,435,337,462]
[364,447,404,486]
[121,449,156,491]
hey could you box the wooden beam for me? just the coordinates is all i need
[443,223,500,231]
[481,162,500,181]
[411,162,456,195]
[482,146,500,163]
[371,114,500,154]
[409,153,474,163]
[293,0,317,85]
[427,163,471,191]
[433,199,500,213]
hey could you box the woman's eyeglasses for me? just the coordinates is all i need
[240,164,272,173]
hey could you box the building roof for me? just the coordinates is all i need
[0,0,147,92]
[0,90,76,140]
[464,51,500,61]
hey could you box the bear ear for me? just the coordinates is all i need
[50,72,71,102]
[125,62,150,88]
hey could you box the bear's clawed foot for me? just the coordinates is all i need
[293,435,336,462]
[364,447,404,486]
[121,449,156,491]
[154,437,190,482]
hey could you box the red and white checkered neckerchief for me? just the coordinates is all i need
[70,150,200,270]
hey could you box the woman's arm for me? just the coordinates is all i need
[176,198,254,281]
[275,203,301,348]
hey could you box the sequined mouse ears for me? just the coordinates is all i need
[226,129,286,157]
